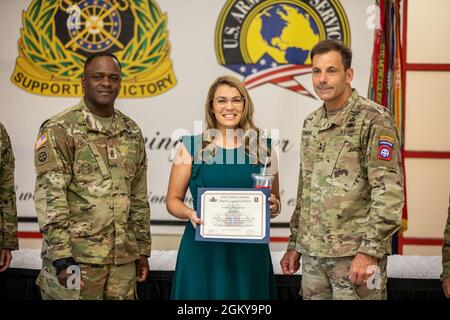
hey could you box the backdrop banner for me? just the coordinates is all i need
[0,0,374,236]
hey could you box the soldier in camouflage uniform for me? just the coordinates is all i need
[281,40,404,300]
[442,195,450,298]
[0,122,18,272]
[34,53,151,300]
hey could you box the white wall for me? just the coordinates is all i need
[403,0,450,255]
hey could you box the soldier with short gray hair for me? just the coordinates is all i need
[34,52,151,300]
[281,40,404,300]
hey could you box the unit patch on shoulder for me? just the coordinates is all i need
[377,135,394,161]
[37,151,48,163]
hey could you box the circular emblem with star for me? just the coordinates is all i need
[66,0,124,53]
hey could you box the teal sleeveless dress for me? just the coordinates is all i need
[170,135,277,300]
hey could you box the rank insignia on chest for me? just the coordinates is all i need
[377,135,394,161]
[79,162,95,175]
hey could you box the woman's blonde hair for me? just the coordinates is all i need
[198,75,270,165]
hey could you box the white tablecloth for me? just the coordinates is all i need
[11,249,443,279]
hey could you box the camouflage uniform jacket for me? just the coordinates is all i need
[442,197,450,280]
[0,122,18,250]
[34,99,151,265]
[288,90,404,259]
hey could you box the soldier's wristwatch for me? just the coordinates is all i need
[52,257,77,275]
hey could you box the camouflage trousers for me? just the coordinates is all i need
[37,258,137,300]
[301,254,387,300]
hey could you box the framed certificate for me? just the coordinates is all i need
[195,188,271,243]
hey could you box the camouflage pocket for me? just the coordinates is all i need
[352,283,382,300]
[125,225,139,253]
[73,144,103,184]
[124,158,136,181]
[37,260,81,300]
[328,139,359,189]
[351,258,387,300]
[69,218,94,238]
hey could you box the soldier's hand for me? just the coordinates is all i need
[56,267,84,288]
[136,255,149,283]
[443,277,450,298]
[349,253,377,285]
[280,250,301,275]
[0,249,13,272]
[57,268,70,287]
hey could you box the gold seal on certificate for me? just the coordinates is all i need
[196,188,270,243]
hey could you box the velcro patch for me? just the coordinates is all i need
[377,135,394,161]
[35,133,48,150]
[379,135,394,145]
[37,150,49,164]
[128,133,140,140]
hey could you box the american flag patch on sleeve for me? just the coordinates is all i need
[35,133,48,150]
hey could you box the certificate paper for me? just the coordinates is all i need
[195,188,270,243]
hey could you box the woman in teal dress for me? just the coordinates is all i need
[166,75,281,300]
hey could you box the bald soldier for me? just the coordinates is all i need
[34,52,151,300]
[442,195,450,298]
[281,40,404,300]
[0,123,18,272]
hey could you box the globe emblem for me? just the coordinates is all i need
[243,3,321,64]
[65,0,127,53]
[216,0,349,95]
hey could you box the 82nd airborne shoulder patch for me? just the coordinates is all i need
[377,135,394,161]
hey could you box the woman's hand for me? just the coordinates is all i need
[188,209,203,228]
